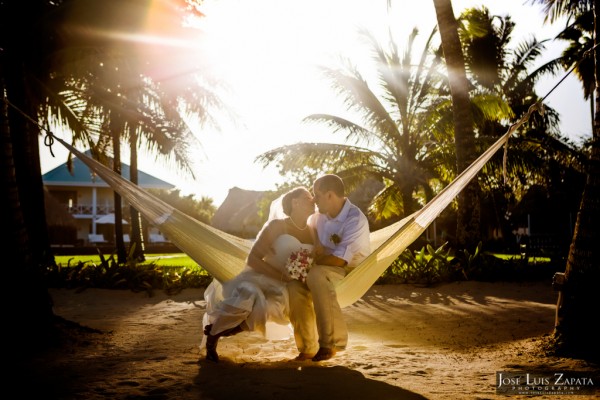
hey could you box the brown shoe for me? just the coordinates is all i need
[205,334,219,362]
[293,352,315,361]
[311,347,336,362]
[203,325,220,362]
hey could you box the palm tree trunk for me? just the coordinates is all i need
[401,186,415,216]
[590,95,594,134]
[553,2,600,361]
[129,128,145,261]
[1,72,54,357]
[5,65,52,267]
[433,0,481,250]
[110,118,127,263]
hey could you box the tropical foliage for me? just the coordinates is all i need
[258,26,453,222]
[47,249,212,296]
[46,0,226,261]
[2,0,597,362]
[1,0,217,352]
[148,188,217,224]
[257,6,583,249]
[457,6,586,245]
[45,245,564,294]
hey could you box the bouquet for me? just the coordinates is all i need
[286,248,314,283]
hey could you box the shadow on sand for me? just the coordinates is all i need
[195,359,427,400]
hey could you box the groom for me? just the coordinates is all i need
[288,174,370,362]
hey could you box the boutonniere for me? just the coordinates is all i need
[329,233,341,245]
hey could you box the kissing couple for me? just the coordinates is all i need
[201,174,370,362]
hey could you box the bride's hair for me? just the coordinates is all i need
[281,187,309,216]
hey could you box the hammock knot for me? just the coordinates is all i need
[43,131,56,158]
[537,102,545,116]
[526,101,544,118]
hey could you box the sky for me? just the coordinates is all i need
[39,0,592,206]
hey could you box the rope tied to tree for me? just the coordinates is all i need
[2,96,56,158]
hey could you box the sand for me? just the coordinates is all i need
[19,280,598,399]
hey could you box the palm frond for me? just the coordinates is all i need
[368,184,404,221]
[319,64,400,146]
[302,114,378,147]
[471,93,514,122]
[256,142,386,174]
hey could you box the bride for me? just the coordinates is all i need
[201,186,316,362]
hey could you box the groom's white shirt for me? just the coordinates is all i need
[313,199,370,268]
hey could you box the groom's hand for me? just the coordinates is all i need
[313,243,325,257]
[315,254,347,267]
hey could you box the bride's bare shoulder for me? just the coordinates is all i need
[261,218,287,238]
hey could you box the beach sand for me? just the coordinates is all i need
[18,280,597,399]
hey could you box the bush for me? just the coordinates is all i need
[46,249,212,295]
[377,241,561,286]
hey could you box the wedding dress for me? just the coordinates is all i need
[202,233,313,341]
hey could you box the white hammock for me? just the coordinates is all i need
[51,118,522,307]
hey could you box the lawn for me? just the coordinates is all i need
[54,253,201,269]
[49,253,211,292]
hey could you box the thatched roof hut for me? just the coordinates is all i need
[211,187,269,238]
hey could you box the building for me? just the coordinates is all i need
[43,151,174,247]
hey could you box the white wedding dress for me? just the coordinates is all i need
[202,234,313,341]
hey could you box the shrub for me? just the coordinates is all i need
[46,249,212,295]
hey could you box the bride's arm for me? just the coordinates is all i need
[246,220,291,281]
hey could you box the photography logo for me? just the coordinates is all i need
[496,371,598,396]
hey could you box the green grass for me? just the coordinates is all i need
[54,253,201,268]
[492,253,552,263]
[49,253,211,294]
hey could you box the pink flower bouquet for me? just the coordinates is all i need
[286,248,314,283]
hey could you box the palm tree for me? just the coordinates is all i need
[460,6,565,137]
[1,0,216,352]
[258,27,453,224]
[59,65,202,262]
[51,0,224,262]
[457,6,584,242]
[433,0,481,251]
[529,0,599,360]
[1,0,64,355]
[555,8,595,131]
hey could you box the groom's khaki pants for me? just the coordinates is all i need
[288,264,347,355]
